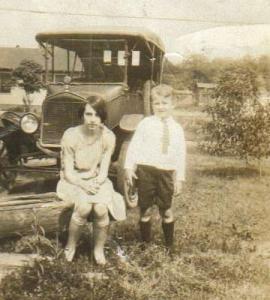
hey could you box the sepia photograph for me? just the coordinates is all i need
[0,1,269,299]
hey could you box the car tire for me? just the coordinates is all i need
[116,140,138,209]
[0,141,18,192]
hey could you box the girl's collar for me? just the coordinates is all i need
[79,124,104,144]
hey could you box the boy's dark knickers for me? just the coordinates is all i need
[136,165,174,211]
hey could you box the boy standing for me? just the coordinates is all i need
[124,84,186,250]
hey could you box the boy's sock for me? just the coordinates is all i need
[162,221,174,248]
[139,221,152,243]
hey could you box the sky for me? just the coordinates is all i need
[1,0,270,57]
[175,24,270,58]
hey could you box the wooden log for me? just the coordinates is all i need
[0,199,55,207]
[0,253,42,283]
[0,253,40,268]
[0,193,72,239]
[0,192,57,202]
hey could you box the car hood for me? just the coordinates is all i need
[47,84,125,102]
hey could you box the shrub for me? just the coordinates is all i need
[12,59,44,110]
[200,63,270,163]
[12,59,43,94]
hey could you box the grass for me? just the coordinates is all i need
[108,150,270,299]
[1,147,270,299]
[1,104,270,299]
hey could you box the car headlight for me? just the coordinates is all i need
[20,113,39,134]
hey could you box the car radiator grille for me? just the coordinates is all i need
[41,99,83,145]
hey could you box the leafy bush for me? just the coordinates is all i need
[200,63,270,162]
[12,59,44,110]
[12,59,43,94]
[13,211,63,257]
[14,235,59,256]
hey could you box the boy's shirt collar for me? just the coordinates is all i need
[152,115,173,123]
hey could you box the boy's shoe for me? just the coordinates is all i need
[162,221,174,250]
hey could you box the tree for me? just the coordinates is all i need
[12,59,44,111]
[200,62,270,165]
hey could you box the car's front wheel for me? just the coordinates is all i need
[0,140,18,192]
[116,140,138,209]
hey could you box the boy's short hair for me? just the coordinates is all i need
[151,84,173,100]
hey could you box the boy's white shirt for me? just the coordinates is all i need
[124,115,186,181]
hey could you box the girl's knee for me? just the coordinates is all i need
[74,203,92,220]
[94,204,108,218]
[71,211,87,226]
[94,204,109,227]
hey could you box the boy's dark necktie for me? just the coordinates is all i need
[161,118,170,154]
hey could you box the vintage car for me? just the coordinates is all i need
[0,27,165,207]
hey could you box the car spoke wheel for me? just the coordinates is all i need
[124,181,138,209]
[0,141,18,191]
[117,140,138,208]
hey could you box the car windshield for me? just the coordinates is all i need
[49,39,126,83]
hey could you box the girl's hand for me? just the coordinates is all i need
[80,179,100,195]
[88,178,100,194]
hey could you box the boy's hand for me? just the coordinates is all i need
[174,180,183,196]
[125,169,137,187]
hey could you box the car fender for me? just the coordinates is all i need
[0,111,23,139]
[0,123,19,139]
[119,114,144,132]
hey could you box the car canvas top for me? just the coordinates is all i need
[35,26,165,52]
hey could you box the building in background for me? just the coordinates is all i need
[0,46,81,111]
[195,82,217,105]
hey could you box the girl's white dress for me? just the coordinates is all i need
[56,125,126,221]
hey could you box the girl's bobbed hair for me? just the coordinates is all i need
[78,95,107,123]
